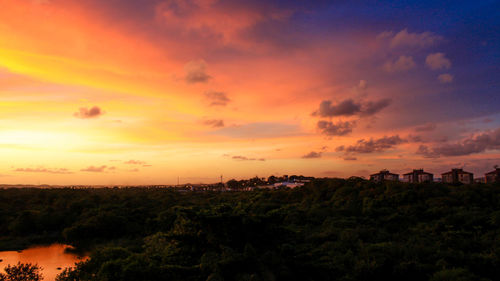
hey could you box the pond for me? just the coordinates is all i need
[0,244,87,281]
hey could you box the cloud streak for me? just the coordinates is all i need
[184,59,211,84]
[302,151,322,158]
[205,91,230,106]
[337,135,406,154]
[417,128,500,157]
[74,106,103,119]
[232,155,266,161]
[317,120,355,136]
[313,98,392,118]
[379,29,443,49]
[203,119,225,128]
[80,165,109,172]
[14,167,72,174]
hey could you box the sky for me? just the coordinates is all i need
[0,0,498,185]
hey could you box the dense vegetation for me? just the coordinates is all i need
[1,179,500,280]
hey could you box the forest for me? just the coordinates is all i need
[0,178,499,281]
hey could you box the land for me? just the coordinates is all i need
[0,178,499,280]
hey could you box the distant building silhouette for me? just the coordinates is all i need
[403,169,433,183]
[441,168,473,184]
[485,167,500,183]
[370,170,399,182]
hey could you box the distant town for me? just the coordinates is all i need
[1,166,498,192]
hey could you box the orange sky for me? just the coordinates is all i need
[0,0,498,184]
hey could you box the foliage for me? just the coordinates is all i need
[0,263,43,281]
[0,179,499,280]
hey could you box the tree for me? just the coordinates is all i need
[0,263,43,281]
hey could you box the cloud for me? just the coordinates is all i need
[343,156,357,161]
[205,91,230,106]
[313,98,391,118]
[211,122,301,138]
[184,59,211,84]
[313,99,361,117]
[124,160,146,165]
[73,106,103,119]
[80,165,108,172]
[416,127,500,157]
[317,120,355,136]
[415,123,437,132]
[362,98,392,116]
[384,55,415,72]
[425,53,451,70]
[337,135,406,153]
[353,80,368,94]
[302,151,322,158]
[438,73,454,83]
[14,167,72,174]
[379,29,443,49]
[203,119,225,128]
[231,155,266,161]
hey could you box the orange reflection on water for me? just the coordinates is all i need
[0,244,87,281]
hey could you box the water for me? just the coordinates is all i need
[0,244,87,281]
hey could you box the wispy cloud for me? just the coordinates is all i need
[426,53,451,70]
[205,91,230,106]
[184,59,211,84]
[302,151,322,158]
[14,167,72,174]
[337,135,406,154]
[74,106,104,119]
[202,119,225,128]
[231,155,266,161]
[80,165,108,172]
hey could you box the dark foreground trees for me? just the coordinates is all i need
[0,179,500,280]
[0,263,43,281]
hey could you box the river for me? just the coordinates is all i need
[0,244,87,281]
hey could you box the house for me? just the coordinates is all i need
[441,168,473,184]
[370,170,399,182]
[403,169,433,183]
[485,167,500,183]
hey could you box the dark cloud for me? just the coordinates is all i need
[302,151,322,158]
[312,99,361,117]
[185,59,211,84]
[211,122,301,138]
[415,123,437,132]
[416,128,500,157]
[203,119,225,128]
[74,106,103,119]
[338,135,406,153]
[14,167,72,174]
[361,98,392,116]
[232,155,266,161]
[80,165,108,172]
[343,156,357,161]
[312,98,391,118]
[317,120,355,136]
[124,160,146,165]
[205,91,230,106]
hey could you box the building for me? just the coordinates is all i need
[485,167,500,183]
[370,170,399,182]
[441,168,473,184]
[403,169,434,183]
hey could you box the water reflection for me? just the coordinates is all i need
[0,244,87,281]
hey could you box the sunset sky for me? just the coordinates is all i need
[0,0,498,185]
